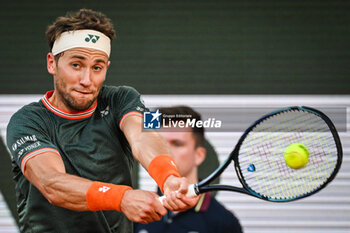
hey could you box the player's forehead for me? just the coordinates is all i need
[62,47,109,62]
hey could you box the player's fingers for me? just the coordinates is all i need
[152,196,167,216]
[176,177,189,195]
[153,196,168,214]
[139,208,163,223]
[137,193,166,223]
[152,195,168,220]
[147,197,167,221]
[162,192,178,210]
[175,192,200,210]
[148,212,163,222]
[164,191,188,211]
[181,195,199,208]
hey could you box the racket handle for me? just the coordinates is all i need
[158,184,197,205]
[187,184,198,197]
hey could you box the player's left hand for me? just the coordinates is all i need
[162,175,199,211]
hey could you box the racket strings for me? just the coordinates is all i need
[238,109,338,201]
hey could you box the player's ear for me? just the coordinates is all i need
[47,53,56,75]
[195,146,206,166]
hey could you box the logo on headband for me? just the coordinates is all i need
[85,34,100,43]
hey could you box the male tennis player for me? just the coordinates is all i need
[135,106,243,233]
[6,9,196,233]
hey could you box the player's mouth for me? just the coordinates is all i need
[75,90,93,95]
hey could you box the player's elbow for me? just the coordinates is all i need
[45,194,59,206]
[41,174,65,206]
[129,135,144,162]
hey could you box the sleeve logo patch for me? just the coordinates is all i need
[12,135,38,151]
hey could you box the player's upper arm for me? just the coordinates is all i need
[120,115,144,161]
[6,106,65,191]
[7,106,57,165]
[120,114,143,139]
[23,151,65,192]
[121,113,170,169]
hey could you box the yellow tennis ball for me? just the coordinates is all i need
[284,143,309,169]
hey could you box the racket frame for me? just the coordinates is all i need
[193,106,343,202]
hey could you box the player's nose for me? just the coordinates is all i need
[80,69,92,87]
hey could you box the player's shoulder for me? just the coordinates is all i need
[100,85,140,97]
[9,101,44,122]
[99,85,142,107]
[7,101,48,138]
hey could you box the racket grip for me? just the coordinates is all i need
[158,184,197,205]
[186,184,197,197]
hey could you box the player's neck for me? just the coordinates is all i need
[48,91,79,113]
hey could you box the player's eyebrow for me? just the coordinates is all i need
[70,55,86,60]
[70,55,107,64]
[95,58,108,64]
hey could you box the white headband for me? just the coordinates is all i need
[51,29,111,57]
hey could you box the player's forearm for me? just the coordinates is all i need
[38,172,133,213]
[39,172,92,211]
[131,130,170,169]
[24,152,92,211]
[38,171,132,213]
[121,116,181,192]
[121,115,171,168]
[24,152,133,213]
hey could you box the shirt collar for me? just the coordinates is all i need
[41,90,97,119]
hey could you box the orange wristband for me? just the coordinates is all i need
[148,155,180,193]
[86,182,132,212]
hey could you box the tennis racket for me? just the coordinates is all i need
[159,106,342,203]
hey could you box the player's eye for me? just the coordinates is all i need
[72,63,80,68]
[93,66,102,71]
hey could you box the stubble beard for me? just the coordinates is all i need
[55,79,100,112]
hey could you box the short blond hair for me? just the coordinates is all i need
[46,9,115,51]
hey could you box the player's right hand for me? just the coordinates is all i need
[162,175,199,211]
[120,190,167,224]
